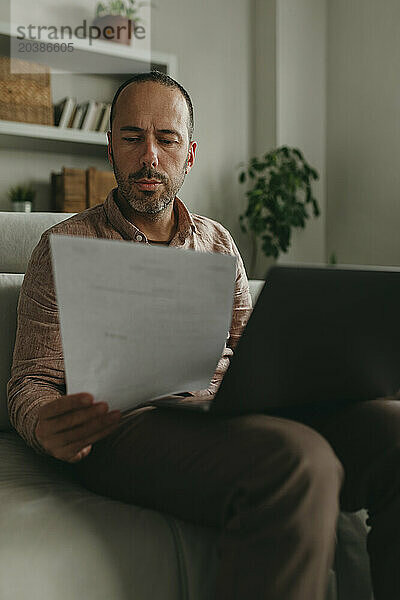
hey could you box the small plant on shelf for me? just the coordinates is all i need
[93,0,150,45]
[95,0,146,21]
[238,146,320,276]
[8,184,36,212]
[328,252,338,265]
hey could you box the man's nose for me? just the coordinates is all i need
[140,138,159,169]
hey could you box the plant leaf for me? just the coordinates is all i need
[238,145,320,261]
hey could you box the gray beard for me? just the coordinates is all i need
[114,168,186,217]
[125,190,174,215]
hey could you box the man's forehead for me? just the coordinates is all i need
[115,81,188,126]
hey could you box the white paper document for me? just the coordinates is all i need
[49,234,236,412]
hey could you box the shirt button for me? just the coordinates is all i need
[136,234,144,242]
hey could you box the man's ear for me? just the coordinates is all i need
[185,141,197,174]
[107,131,113,167]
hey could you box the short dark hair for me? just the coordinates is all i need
[110,71,194,142]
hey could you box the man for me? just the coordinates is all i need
[7,72,400,600]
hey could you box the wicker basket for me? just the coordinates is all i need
[0,56,53,125]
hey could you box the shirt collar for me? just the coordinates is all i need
[103,188,197,244]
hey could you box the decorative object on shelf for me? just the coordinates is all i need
[238,146,320,275]
[86,167,116,208]
[0,57,53,126]
[51,167,116,212]
[51,167,87,213]
[92,0,147,45]
[8,184,36,212]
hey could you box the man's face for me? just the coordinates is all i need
[108,81,196,215]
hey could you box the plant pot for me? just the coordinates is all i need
[11,201,32,212]
[92,15,134,45]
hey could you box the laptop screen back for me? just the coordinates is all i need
[213,265,400,416]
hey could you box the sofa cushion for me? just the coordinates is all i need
[0,274,24,430]
[0,431,219,600]
[0,212,75,273]
[248,279,264,305]
[334,511,372,598]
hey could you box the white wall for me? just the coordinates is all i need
[327,0,400,267]
[249,0,277,278]
[276,0,327,266]
[252,0,276,157]
[249,0,327,278]
[252,0,400,273]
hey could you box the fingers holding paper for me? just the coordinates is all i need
[35,393,121,463]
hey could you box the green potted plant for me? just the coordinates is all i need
[93,1,147,45]
[8,184,36,213]
[238,146,320,276]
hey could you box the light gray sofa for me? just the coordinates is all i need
[0,211,373,600]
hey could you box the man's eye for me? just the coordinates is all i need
[160,139,176,145]
[123,137,141,142]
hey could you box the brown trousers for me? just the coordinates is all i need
[73,399,400,600]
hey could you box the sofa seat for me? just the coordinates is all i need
[0,431,221,600]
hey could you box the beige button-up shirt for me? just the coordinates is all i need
[7,190,252,454]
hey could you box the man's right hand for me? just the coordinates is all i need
[35,393,121,463]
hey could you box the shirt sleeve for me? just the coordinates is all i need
[7,232,65,455]
[226,235,253,351]
[192,232,253,398]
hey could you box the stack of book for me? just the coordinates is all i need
[53,98,111,132]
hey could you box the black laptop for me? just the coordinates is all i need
[153,264,400,417]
